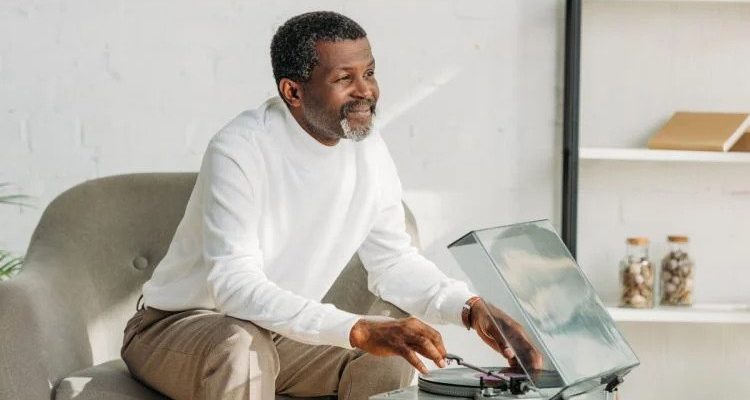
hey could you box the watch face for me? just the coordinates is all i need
[461,305,471,329]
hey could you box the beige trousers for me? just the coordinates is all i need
[121,307,414,400]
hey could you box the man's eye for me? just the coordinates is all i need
[366,70,375,77]
[336,76,351,82]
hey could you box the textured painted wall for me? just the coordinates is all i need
[0,1,562,262]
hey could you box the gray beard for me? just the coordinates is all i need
[339,117,373,142]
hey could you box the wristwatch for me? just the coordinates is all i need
[461,296,482,330]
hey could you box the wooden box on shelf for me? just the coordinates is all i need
[730,130,750,152]
[648,111,750,152]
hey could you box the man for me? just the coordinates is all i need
[121,11,541,400]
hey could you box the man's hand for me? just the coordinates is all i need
[349,317,447,374]
[470,299,544,370]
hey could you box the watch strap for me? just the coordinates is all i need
[461,296,482,330]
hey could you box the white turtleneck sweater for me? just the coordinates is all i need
[142,97,474,349]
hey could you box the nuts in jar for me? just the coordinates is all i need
[619,237,654,308]
[660,235,694,306]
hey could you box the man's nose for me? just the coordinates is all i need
[352,76,375,99]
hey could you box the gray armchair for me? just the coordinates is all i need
[0,173,416,400]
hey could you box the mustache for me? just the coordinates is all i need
[340,99,377,118]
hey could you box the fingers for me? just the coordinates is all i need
[431,329,448,361]
[526,347,544,370]
[401,349,429,375]
[351,317,449,374]
[404,318,447,368]
[478,303,545,370]
[423,323,448,365]
[509,331,544,370]
[502,346,515,360]
[500,321,543,370]
[410,336,446,368]
[473,301,509,354]
[482,317,510,354]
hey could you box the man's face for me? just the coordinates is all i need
[300,38,379,142]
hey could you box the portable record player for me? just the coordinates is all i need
[371,220,639,400]
[375,365,561,400]
[416,362,565,400]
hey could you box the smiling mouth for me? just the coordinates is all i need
[346,109,373,122]
[342,100,376,120]
[349,109,371,115]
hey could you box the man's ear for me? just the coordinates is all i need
[279,78,303,108]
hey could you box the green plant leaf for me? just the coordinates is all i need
[0,182,34,208]
[0,194,32,202]
[0,251,24,280]
[0,259,22,272]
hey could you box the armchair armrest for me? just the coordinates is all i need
[0,270,55,399]
[0,265,94,400]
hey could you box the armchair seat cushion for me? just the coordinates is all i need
[55,359,166,400]
[55,359,337,400]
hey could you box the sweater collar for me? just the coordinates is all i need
[272,97,345,159]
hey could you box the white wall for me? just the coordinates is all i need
[580,2,750,399]
[0,0,564,381]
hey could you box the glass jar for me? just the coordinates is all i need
[619,237,655,308]
[660,235,694,306]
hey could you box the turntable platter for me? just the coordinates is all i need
[417,367,562,399]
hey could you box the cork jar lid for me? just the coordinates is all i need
[626,237,649,245]
[667,235,689,243]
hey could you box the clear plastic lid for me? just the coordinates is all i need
[448,220,639,399]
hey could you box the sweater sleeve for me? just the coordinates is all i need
[357,146,476,326]
[201,133,361,349]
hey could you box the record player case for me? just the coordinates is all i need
[372,220,638,400]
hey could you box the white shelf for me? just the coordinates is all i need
[607,304,750,324]
[586,0,750,3]
[580,147,750,163]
